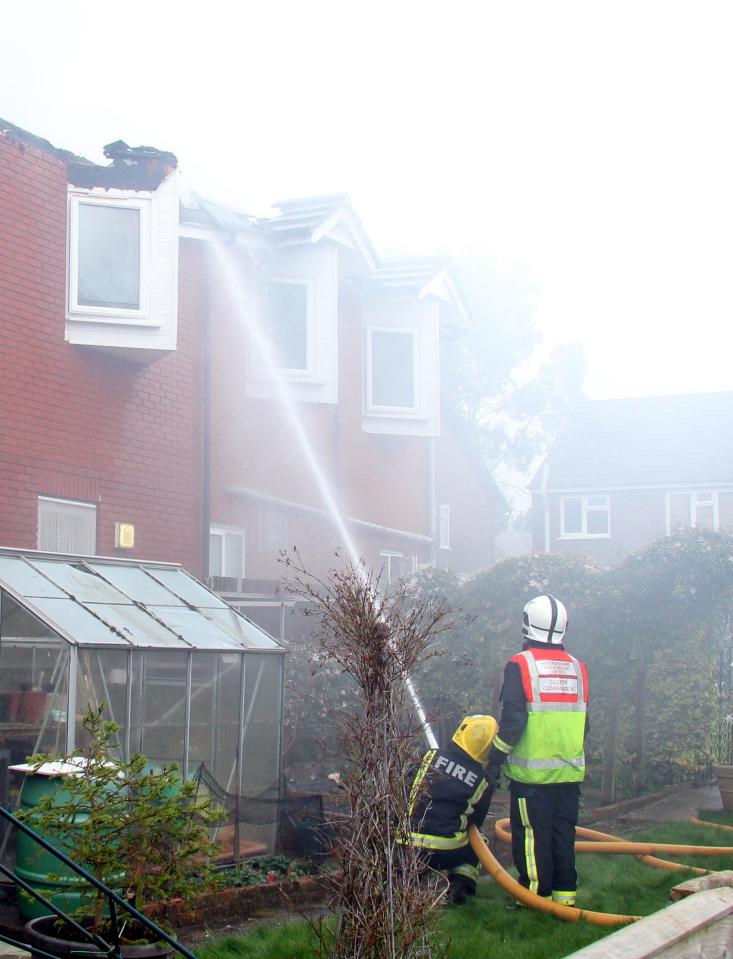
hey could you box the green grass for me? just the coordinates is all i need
[197,817,733,959]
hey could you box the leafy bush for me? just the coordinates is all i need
[18,703,223,935]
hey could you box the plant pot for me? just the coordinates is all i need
[24,915,175,959]
[17,690,48,724]
[714,763,733,812]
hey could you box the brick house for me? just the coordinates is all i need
[530,393,733,564]
[0,121,205,574]
[0,121,503,597]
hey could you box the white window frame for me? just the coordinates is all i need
[263,276,315,377]
[68,192,151,323]
[37,496,97,555]
[560,494,610,539]
[439,504,451,550]
[379,550,417,585]
[665,490,720,534]
[208,524,246,579]
[365,326,419,415]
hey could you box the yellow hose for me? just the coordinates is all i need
[467,815,733,927]
[467,824,639,926]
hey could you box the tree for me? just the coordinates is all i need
[444,250,586,474]
[284,552,452,959]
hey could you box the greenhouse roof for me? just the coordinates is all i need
[0,549,283,653]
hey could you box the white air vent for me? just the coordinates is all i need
[38,497,97,555]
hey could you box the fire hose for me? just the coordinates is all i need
[467,817,733,927]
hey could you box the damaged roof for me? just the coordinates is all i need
[0,119,176,191]
[532,392,733,491]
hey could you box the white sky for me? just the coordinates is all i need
[2,0,732,400]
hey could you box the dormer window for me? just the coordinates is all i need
[265,279,312,372]
[77,202,141,309]
[68,193,151,323]
[366,327,418,413]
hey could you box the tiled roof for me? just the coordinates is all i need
[533,392,733,491]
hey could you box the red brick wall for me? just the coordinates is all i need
[435,420,497,573]
[0,135,204,575]
[204,248,436,580]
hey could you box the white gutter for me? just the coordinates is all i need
[540,462,550,554]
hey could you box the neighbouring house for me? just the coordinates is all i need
[530,393,733,564]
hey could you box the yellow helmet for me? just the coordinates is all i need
[451,715,498,765]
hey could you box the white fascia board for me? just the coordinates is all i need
[546,482,733,494]
[311,206,379,273]
[419,269,469,325]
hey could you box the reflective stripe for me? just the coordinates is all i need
[494,736,513,753]
[518,798,539,893]
[552,891,576,905]
[458,779,489,835]
[568,654,585,703]
[519,650,541,700]
[510,756,585,770]
[451,863,480,882]
[527,701,586,713]
[403,831,469,850]
[408,750,436,818]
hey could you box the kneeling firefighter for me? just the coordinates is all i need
[404,714,498,904]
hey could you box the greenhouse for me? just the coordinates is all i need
[0,548,285,814]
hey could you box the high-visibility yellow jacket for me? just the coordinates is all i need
[494,646,588,785]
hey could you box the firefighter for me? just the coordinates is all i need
[486,595,588,907]
[405,714,497,904]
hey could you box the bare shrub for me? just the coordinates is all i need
[284,552,453,959]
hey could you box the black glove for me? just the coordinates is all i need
[487,763,502,792]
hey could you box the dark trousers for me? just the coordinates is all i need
[509,781,580,901]
[417,844,481,894]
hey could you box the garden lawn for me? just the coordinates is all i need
[197,814,733,959]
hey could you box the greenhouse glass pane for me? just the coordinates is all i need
[241,655,282,797]
[205,608,281,650]
[0,630,68,786]
[1,592,60,645]
[147,608,238,650]
[214,653,241,789]
[188,653,217,772]
[28,561,131,604]
[30,598,130,646]
[146,569,227,609]
[86,604,187,648]
[75,649,129,759]
[139,650,188,767]
[0,558,66,599]
[88,564,185,606]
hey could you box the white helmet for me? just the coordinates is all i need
[522,594,567,645]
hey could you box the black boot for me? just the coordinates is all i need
[448,878,469,905]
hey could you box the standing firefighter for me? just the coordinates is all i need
[487,595,588,907]
[405,714,497,904]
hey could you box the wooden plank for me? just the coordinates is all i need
[567,887,733,958]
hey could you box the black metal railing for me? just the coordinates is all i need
[0,805,198,959]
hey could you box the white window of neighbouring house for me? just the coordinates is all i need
[366,328,418,413]
[68,196,149,319]
[208,526,245,579]
[38,497,97,554]
[379,551,417,585]
[439,504,451,550]
[666,491,719,533]
[265,279,312,372]
[560,495,610,538]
